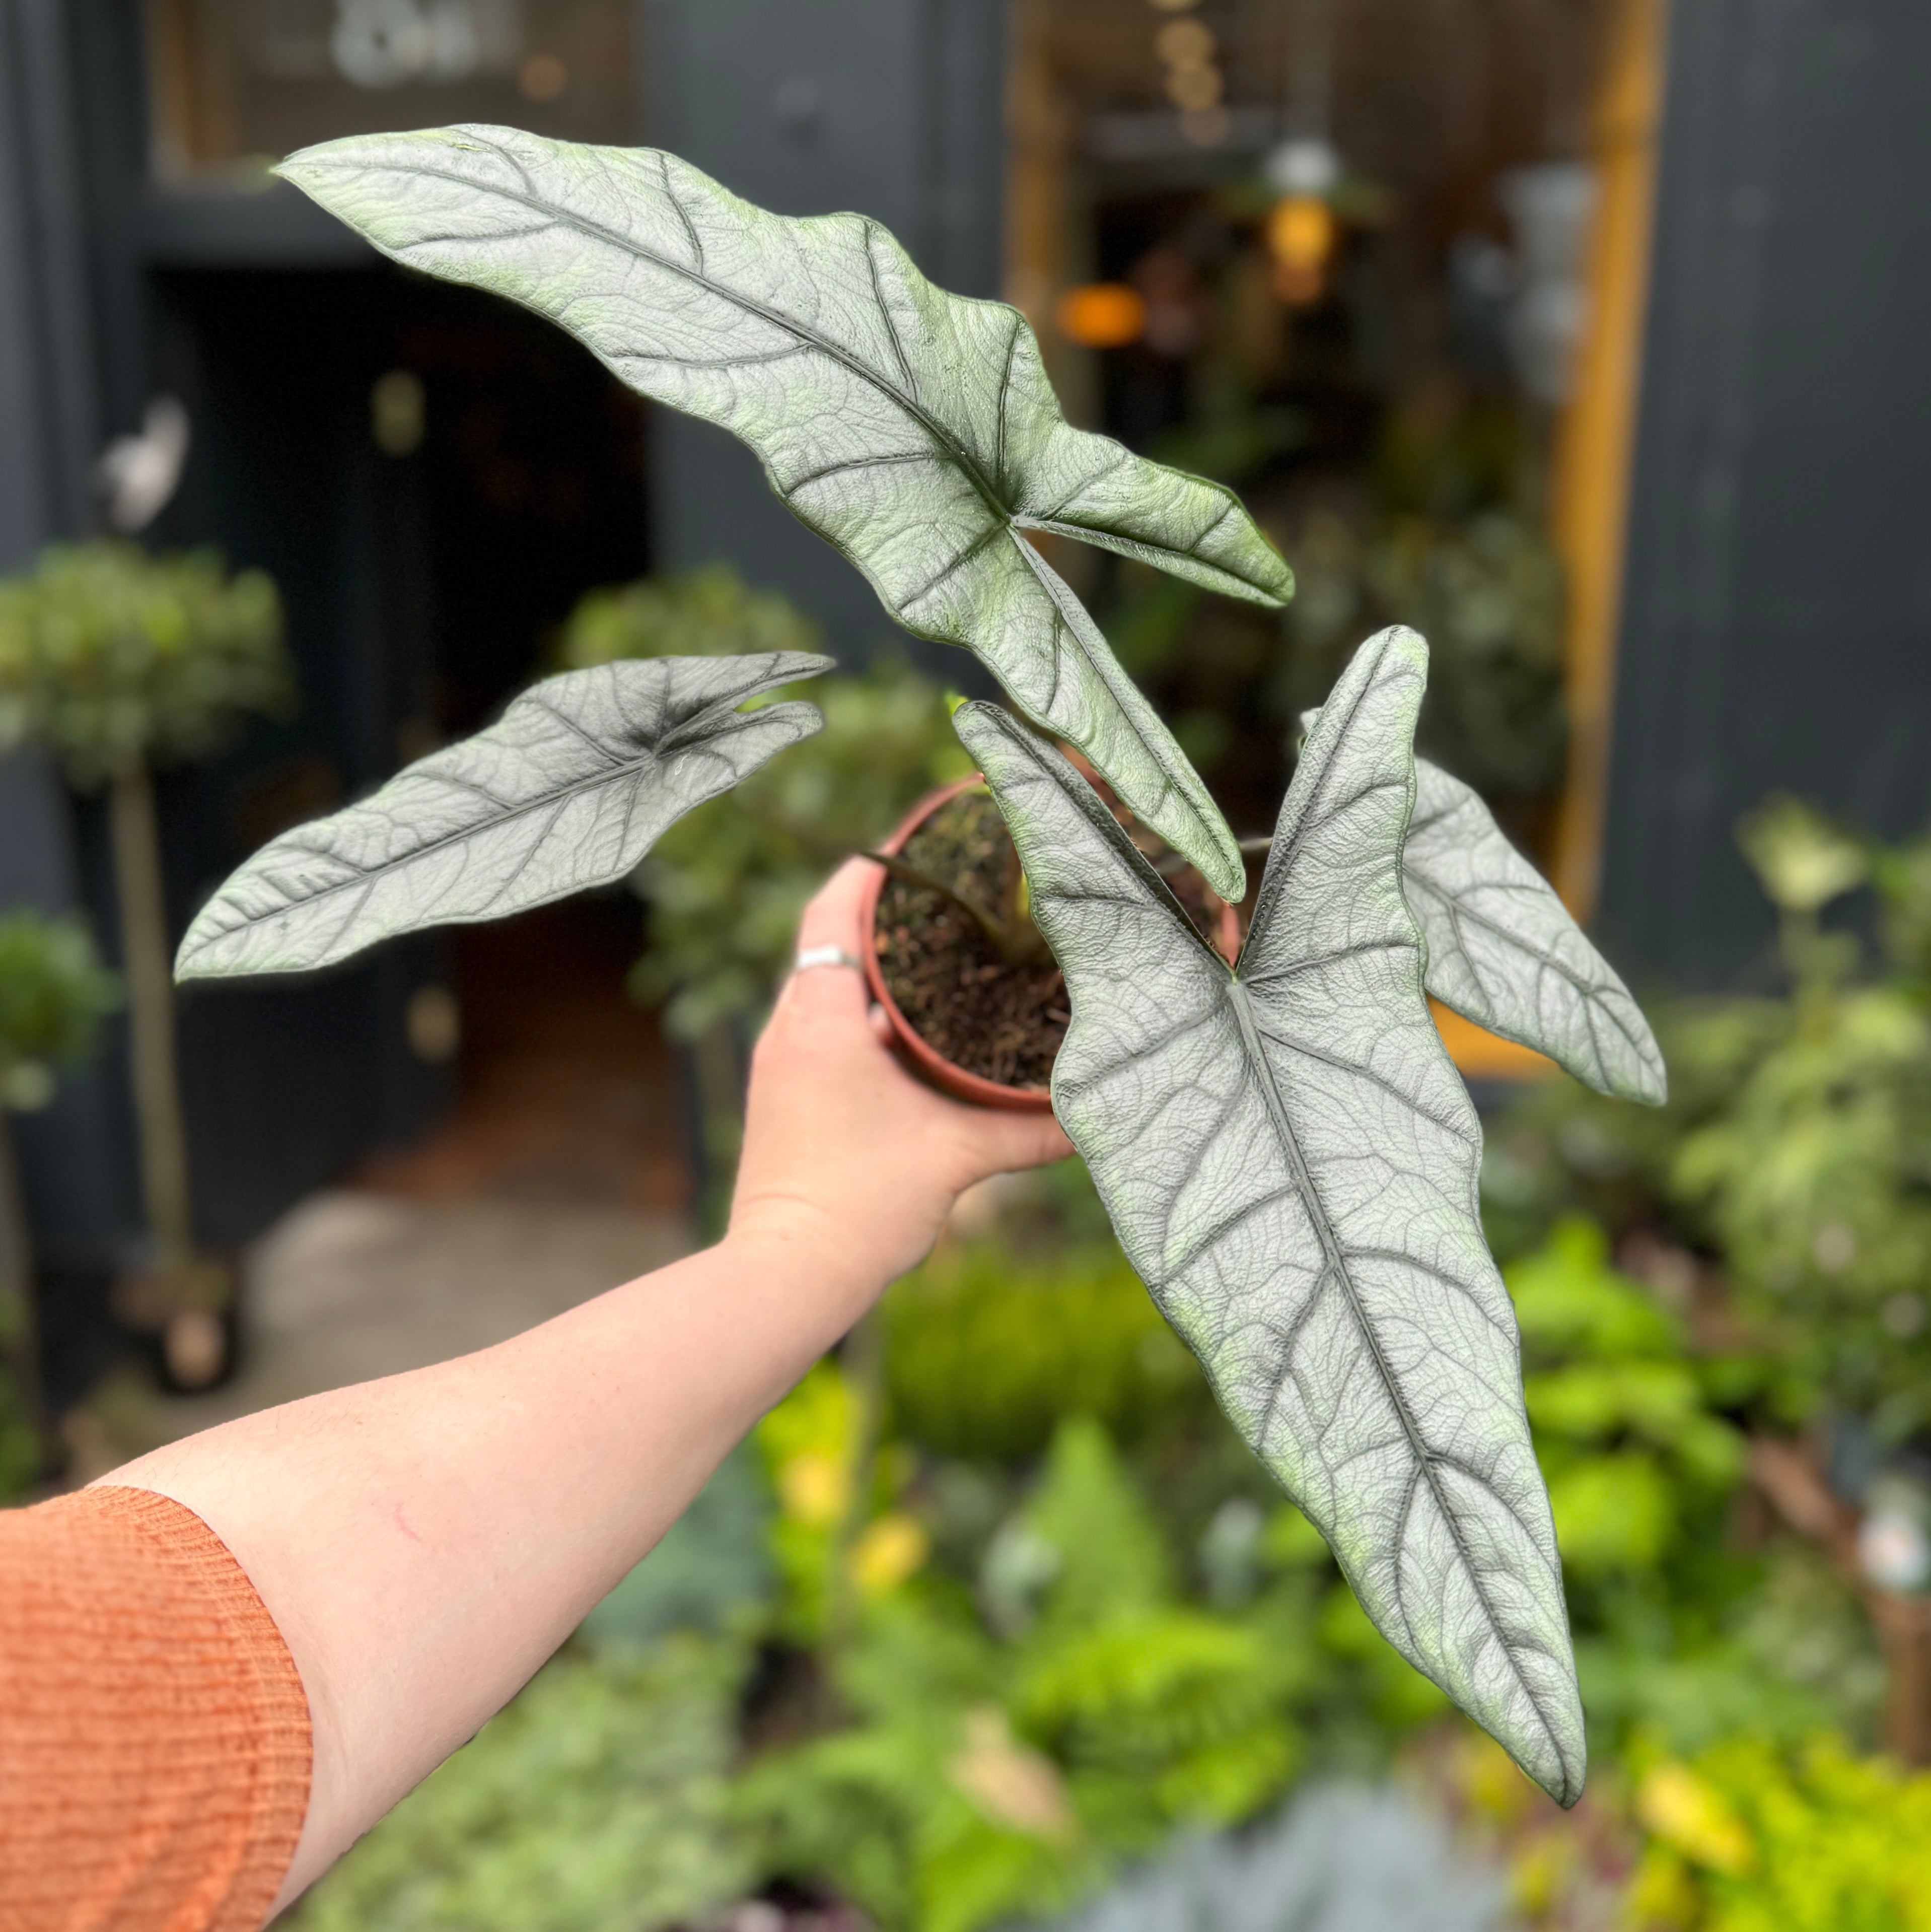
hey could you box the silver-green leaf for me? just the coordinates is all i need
[1403,761,1666,1104]
[1300,706,1666,1104]
[956,628,1585,1807]
[274,124,1286,902]
[175,653,830,980]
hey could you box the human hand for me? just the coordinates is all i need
[728,859,1072,1312]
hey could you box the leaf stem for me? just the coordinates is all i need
[865,850,1051,968]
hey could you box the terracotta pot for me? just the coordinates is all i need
[861,776,1241,1113]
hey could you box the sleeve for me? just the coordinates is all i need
[0,1485,312,1932]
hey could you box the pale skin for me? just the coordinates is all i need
[105,860,1070,1916]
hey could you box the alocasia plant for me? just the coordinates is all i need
[177,128,1669,1804]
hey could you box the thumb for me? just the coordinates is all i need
[958,1106,1076,1179]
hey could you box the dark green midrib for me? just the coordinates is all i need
[314,148,1014,525]
[292,140,1277,604]
[181,694,805,961]
[1222,976,1575,1797]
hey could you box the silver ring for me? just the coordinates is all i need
[794,944,865,973]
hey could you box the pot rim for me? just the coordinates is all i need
[860,775,1242,1113]
[860,776,1055,1113]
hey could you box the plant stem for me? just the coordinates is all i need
[0,1110,48,1458]
[109,762,196,1282]
[865,850,1028,960]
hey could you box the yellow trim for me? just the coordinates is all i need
[1431,1001,1557,1084]
[1549,0,1670,921]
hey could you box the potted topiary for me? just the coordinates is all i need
[0,910,119,1478]
[0,542,291,1387]
[176,128,1668,1807]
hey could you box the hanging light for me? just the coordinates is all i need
[1265,195,1336,305]
[1054,283,1147,350]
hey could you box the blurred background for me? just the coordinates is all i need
[2,2,1929,1926]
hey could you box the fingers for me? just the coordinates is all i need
[794,856,882,955]
[779,857,883,1021]
[961,1106,1075,1177]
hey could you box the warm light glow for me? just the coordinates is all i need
[517,51,570,102]
[1265,193,1337,303]
[1154,18,1214,63]
[1054,282,1148,349]
[1165,61,1224,111]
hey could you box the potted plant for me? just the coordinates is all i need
[0,910,119,1477]
[176,127,1669,1806]
[0,542,291,1387]
[861,770,1242,1110]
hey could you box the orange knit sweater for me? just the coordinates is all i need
[0,1487,312,1932]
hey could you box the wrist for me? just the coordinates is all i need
[721,1196,891,1334]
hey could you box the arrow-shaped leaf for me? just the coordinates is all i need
[1297,709,1665,1103]
[955,628,1585,1807]
[274,125,1287,902]
[1403,762,1666,1104]
[176,653,830,980]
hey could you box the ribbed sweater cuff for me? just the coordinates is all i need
[0,1484,312,1932]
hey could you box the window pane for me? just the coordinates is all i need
[146,0,638,179]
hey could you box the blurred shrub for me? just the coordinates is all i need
[1625,1733,1931,1931]
[295,1635,755,1932]
[554,564,970,1039]
[884,1239,1206,1463]
[0,542,289,786]
[739,1417,1317,1932]
[1511,1218,1746,1580]
[0,912,119,1114]
[1498,1217,1881,1757]
[1276,507,1565,802]
[0,911,118,1498]
[1485,799,1931,1443]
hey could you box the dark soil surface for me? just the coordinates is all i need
[877,790,1067,1090]
[875,788,1231,1091]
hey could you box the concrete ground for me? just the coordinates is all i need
[67,900,697,1475]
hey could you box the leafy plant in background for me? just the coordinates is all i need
[0,911,118,1493]
[1624,1732,1931,1931]
[554,566,971,1041]
[1497,1218,1873,1759]
[1485,796,1931,1443]
[294,1633,756,1932]
[0,543,284,1385]
[176,126,1675,1798]
[741,1407,1320,1932]
[1278,506,1567,805]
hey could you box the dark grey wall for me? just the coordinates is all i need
[0,4,451,1401]
[0,0,147,1284]
[1599,0,1931,988]
[646,0,1007,672]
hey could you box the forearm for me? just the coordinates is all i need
[107,1222,873,1909]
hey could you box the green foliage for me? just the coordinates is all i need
[0,912,118,1112]
[296,1636,755,1932]
[883,1238,1206,1463]
[740,1416,1316,1932]
[1278,508,1565,801]
[554,566,970,1039]
[1488,799,1931,1440]
[1512,1218,1747,1579]
[1626,1733,1931,1931]
[555,563,823,670]
[0,542,290,786]
[1497,1217,1868,1756]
